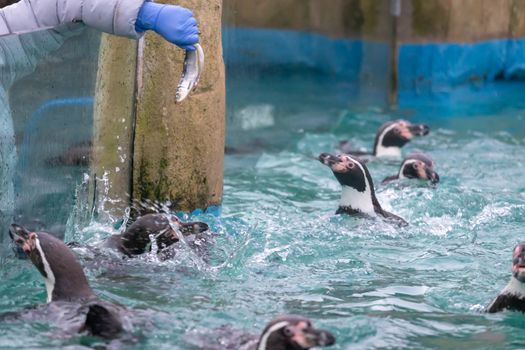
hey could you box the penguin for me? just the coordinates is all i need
[45,140,92,167]
[318,152,408,226]
[382,153,440,185]
[339,119,430,159]
[8,224,128,339]
[103,213,210,258]
[486,242,525,313]
[187,314,336,350]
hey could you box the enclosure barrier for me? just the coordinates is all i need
[223,0,525,105]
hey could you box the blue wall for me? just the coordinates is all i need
[223,27,525,105]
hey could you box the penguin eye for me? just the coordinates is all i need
[283,326,294,337]
[412,163,418,170]
[347,162,355,169]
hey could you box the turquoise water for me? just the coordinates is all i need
[1,77,525,349]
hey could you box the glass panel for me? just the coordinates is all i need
[0,26,100,243]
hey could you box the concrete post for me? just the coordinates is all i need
[91,35,137,219]
[92,0,225,217]
[132,0,225,212]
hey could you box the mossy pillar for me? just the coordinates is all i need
[133,0,225,212]
[92,0,225,217]
[92,35,137,218]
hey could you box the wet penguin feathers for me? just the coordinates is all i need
[9,224,125,339]
[486,242,525,313]
[339,119,430,159]
[256,315,335,350]
[107,213,210,256]
[10,224,95,303]
[318,153,408,226]
[83,303,124,339]
[382,152,440,185]
[373,119,430,157]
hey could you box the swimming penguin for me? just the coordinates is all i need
[382,153,440,185]
[8,224,128,339]
[318,152,408,226]
[187,314,336,349]
[104,213,210,258]
[339,119,429,159]
[45,140,92,167]
[486,242,525,313]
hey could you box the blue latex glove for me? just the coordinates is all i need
[136,1,199,51]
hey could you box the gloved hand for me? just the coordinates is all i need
[136,1,199,51]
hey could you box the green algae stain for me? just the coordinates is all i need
[359,0,379,36]
[135,141,174,206]
[411,0,449,37]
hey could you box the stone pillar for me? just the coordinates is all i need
[92,0,225,217]
[91,35,137,218]
[132,0,225,213]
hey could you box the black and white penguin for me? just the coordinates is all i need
[382,153,440,185]
[187,314,335,350]
[8,224,127,339]
[486,242,525,313]
[104,213,210,257]
[339,119,429,159]
[318,152,408,226]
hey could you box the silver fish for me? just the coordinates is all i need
[176,44,205,103]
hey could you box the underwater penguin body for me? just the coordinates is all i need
[382,153,440,185]
[318,153,408,226]
[339,119,429,159]
[487,242,525,313]
[7,224,128,339]
[186,314,336,350]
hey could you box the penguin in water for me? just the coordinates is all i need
[103,213,210,258]
[187,314,335,350]
[339,119,429,159]
[382,153,440,185]
[318,153,408,226]
[486,242,525,313]
[7,224,128,339]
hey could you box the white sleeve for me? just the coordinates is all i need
[0,0,145,38]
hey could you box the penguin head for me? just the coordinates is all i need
[318,153,372,191]
[10,224,47,277]
[168,215,209,236]
[9,224,94,303]
[156,214,209,251]
[512,242,525,282]
[318,153,379,215]
[373,120,430,157]
[398,153,440,184]
[257,315,335,350]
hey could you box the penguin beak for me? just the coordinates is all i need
[291,326,336,349]
[408,124,430,136]
[303,328,336,347]
[318,153,340,166]
[426,169,440,184]
[9,224,35,257]
[179,221,209,236]
[9,224,30,243]
[167,215,209,236]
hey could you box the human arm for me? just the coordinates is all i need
[0,0,144,38]
[0,0,199,49]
